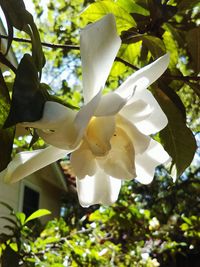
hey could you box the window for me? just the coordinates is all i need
[20,183,40,217]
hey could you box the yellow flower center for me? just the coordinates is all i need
[84,116,115,157]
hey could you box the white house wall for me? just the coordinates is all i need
[0,166,64,232]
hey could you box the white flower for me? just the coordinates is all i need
[0,14,170,207]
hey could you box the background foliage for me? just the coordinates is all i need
[0,0,199,266]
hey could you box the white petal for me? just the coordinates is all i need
[81,14,121,103]
[74,89,102,141]
[98,127,136,180]
[85,116,115,156]
[40,92,101,149]
[116,115,150,154]
[76,168,121,207]
[120,99,152,123]
[0,146,68,183]
[95,92,127,116]
[116,53,170,99]
[135,139,170,184]
[21,101,78,149]
[133,89,168,134]
[70,142,97,179]
[21,92,102,150]
[21,101,76,129]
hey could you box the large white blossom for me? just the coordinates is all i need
[0,14,170,207]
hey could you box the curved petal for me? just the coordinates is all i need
[21,101,78,149]
[21,101,77,129]
[21,91,102,150]
[132,89,168,134]
[81,13,121,103]
[40,92,102,149]
[120,99,152,123]
[85,116,115,156]
[115,53,170,99]
[0,146,68,183]
[76,168,121,207]
[98,127,136,180]
[116,115,150,154]
[95,92,127,116]
[74,89,102,143]
[135,139,170,184]
[70,141,97,179]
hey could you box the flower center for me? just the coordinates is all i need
[85,116,115,157]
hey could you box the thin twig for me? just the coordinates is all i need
[116,56,200,82]
[164,75,200,82]
[1,34,200,82]
[0,34,80,50]
[115,57,139,70]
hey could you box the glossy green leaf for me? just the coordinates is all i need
[0,0,45,73]
[119,42,142,65]
[186,82,200,98]
[154,88,197,178]
[24,22,46,74]
[186,27,200,74]
[0,53,17,73]
[182,216,192,225]
[0,15,13,56]
[81,1,136,33]
[15,212,26,226]
[0,70,15,171]
[116,0,150,16]
[9,243,18,252]
[0,0,28,30]
[25,209,51,224]
[122,34,166,58]
[4,54,46,128]
[142,35,166,58]
[162,30,179,71]
[0,127,15,171]
[178,0,200,12]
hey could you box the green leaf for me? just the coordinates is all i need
[186,82,200,98]
[186,27,200,74]
[0,53,17,73]
[116,0,150,16]
[15,212,26,226]
[81,1,136,33]
[0,70,15,171]
[119,42,142,65]
[0,0,45,73]
[180,223,189,231]
[163,30,179,71]
[4,54,46,128]
[182,216,192,225]
[0,127,15,171]
[9,243,18,252]
[154,88,197,178]
[24,21,46,74]
[0,0,28,30]
[142,35,166,58]
[178,0,200,12]
[25,209,51,224]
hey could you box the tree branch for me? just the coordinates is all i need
[1,34,200,82]
[115,57,139,71]
[116,56,200,82]
[0,34,80,50]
